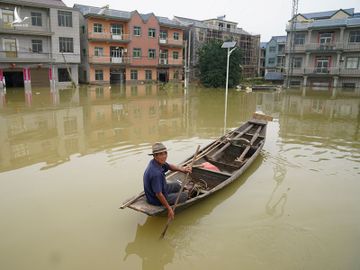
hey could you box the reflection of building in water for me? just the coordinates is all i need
[279,94,360,142]
[83,84,185,151]
[0,107,85,172]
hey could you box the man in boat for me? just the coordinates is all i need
[144,142,191,220]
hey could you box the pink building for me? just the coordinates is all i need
[75,4,185,84]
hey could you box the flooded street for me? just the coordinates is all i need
[0,84,359,270]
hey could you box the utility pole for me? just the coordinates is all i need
[286,0,299,88]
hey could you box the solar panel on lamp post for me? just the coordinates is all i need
[221,41,237,134]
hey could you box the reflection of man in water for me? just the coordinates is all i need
[144,142,191,220]
[124,218,175,270]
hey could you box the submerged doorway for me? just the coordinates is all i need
[4,71,24,88]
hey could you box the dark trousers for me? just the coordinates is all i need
[166,182,188,205]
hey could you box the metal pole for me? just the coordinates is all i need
[224,47,230,134]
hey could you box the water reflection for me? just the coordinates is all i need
[0,85,359,174]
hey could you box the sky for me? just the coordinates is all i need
[63,0,360,42]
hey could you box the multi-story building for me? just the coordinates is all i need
[264,36,286,82]
[74,4,185,84]
[0,0,80,89]
[285,8,360,92]
[174,16,260,79]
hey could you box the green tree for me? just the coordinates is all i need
[197,40,242,88]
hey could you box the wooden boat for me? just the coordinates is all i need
[120,114,270,216]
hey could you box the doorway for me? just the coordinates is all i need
[4,71,24,87]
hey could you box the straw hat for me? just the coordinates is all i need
[148,142,167,155]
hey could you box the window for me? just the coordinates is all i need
[95,70,103,81]
[94,23,103,33]
[94,47,104,56]
[3,38,17,58]
[31,12,42,26]
[133,26,141,36]
[319,32,333,44]
[148,28,156,38]
[346,57,359,69]
[148,49,156,59]
[145,70,152,80]
[268,58,275,64]
[58,10,72,27]
[111,24,122,35]
[58,68,71,82]
[160,30,167,40]
[269,46,276,53]
[131,70,138,80]
[2,10,14,24]
[293,57,302,68]
[349,31,360,43]
[173,32,179,40]
[82,49,86,56]
[32,40,43,53]
[173,70,179,79]
[173,51,179,60]
[294,33,305,45]
[133,48,141,58]
[81,26,85,33]
[59,37,73,53]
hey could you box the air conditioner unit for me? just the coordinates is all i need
[112,34,122,40]
[160,58,168,65]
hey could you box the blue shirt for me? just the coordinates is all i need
[143,159,170,205]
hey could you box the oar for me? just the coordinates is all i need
[160,145,201,239]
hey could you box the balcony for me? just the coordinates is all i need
[339,68,360,76]
[285,44,305,53]
[89,56,130,64]
[304,67,339,75]
[305,42,343,52]
[342,42,360,51]
[0,51,53,63]
[0,22,53,36]
[159,38,183,47]
[88,32,131,43]
[158,58,183,66]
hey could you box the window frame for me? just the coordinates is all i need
[58,10,72,27]
[32,39,43,53]
[349,31,360,43]
[133,26,141,36]
[173,32,179,40]
[133,48,141,58]
[59,37,74,53]
[95,69,104,81]
[148,28,156,38]
[58,68,71,82]
[93,23,103,33]
[148,49,156,59]
[130,69,138,80]
[31,12,42,26]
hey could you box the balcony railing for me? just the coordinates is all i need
[0,50,53,62]
[158,58,183,65]
[286,67,360,76]
[88,32,131,42]
[305,42,343,51]
[285,42,360,53]
[89,56,130,64]
[0,22,53,35]
[159,38,183,47]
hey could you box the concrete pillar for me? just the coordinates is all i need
[303,75,308,87]
[0,69,3,89]
[307,30,312,45]
[332,76,338,98]
[339,28,345,46]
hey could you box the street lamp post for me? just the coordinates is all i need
[221,41,237,134]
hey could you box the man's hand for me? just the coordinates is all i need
[167,207,175,220]
[182,165,192,174]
